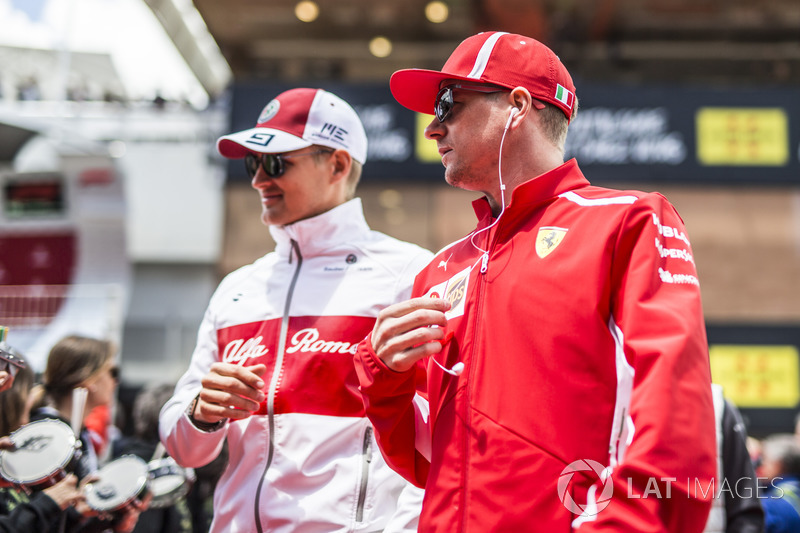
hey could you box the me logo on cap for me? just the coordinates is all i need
[318,123,348,144]
[258,100,281,124]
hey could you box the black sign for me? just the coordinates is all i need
[226,81,800,184]
[567,84,800,184]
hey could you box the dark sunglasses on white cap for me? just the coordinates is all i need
[244,149,334,179]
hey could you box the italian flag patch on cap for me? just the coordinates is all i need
[555,84,574,109]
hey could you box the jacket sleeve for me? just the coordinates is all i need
[578,193,717,532]
[721,399,765,533]
[158,304,228,468]
[364,246,433,531]
[354,333,431,489]
[0,491,62,533]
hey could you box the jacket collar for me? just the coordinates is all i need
[269,198,370,258]
[472,158,589,223]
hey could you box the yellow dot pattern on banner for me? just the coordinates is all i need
[696,108,788,166]
[709,345,800,408]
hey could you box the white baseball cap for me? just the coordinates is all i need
[217,88,368,164]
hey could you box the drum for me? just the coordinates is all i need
[84,455,150,514]
[0,419,81,490]
[147,456,195,508]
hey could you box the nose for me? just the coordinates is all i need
[251,165,271,189]
[424,116,444,140]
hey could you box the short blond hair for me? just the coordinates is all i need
[345,160,363,200]
[539,97,579,154]
[310,147,362,201]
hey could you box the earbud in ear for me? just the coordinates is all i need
[504,107,520,130]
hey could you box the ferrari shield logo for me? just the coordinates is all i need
[535,227,568,258]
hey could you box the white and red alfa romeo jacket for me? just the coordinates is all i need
[355,160,717,532]
[160,199,433,533]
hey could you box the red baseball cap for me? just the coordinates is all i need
[217,88,368,164]
[390,31,576,122]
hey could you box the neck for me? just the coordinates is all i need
[485,194,503,218]
[55,399,74,422]
[53,396,89,426]
[486,155,566,217]
[483,169,528,217]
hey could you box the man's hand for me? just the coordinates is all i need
[112,491,152,533]
[42,474,84,510]
[371,297,451,373]
[192,363,268,423]
[74,474,100,517]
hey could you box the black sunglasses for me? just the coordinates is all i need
[434,83,507,123]
[244,149,334,179]
[0,348,26,379]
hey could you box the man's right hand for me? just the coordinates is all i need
[371,297,451,373]
[192,363,268,423]
[43,474,84,510]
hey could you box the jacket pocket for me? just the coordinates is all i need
[355,426,373,522]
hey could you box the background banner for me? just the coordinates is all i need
[227,81,800,184]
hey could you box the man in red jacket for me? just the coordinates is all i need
[355,31,717,532]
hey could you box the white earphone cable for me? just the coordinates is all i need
[468,107,517,267]
[438,107,518,376]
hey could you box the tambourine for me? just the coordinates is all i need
[147,456,195,508]
[0,419,81,490]
[84,455,150,514]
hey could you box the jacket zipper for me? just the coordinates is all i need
[460,229,493,531]
[255,239,303,533]
[355,426,373,523]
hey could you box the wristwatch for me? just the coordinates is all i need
[186,394,226,432]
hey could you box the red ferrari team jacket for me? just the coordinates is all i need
[355,159,717,532]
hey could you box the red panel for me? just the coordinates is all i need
[217,315,375,418]
[79,168,115,187]
[0,232,77,286]
[0,232,77,327]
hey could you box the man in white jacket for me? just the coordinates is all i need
[159,88,431,533]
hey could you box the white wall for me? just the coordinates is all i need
[120,141,224,263]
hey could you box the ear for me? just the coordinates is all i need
[329,149,352,184]
[506,87,534,125]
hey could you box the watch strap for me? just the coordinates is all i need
[186,394,226,432]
